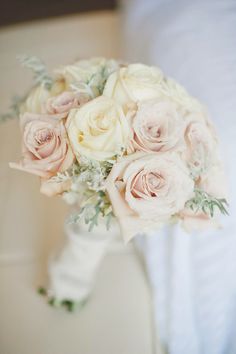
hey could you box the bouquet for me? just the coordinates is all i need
[9,56,228,243]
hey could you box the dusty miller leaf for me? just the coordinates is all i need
[185,188,229,217]
[18,55,53,89]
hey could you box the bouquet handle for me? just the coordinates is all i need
[44,220,118,310]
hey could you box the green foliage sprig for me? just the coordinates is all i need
[0,95,26,123]
[38,286,88,312]
[76,157,114,191]
[70,60,119,99]
[18,55,53,89]
[68,191,114,231]
[53,158,115,231]
[185,188,229,217]
[1,55,53,123]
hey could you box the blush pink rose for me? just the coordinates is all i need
[45,91,87,116]
[105,152,194,242]
[129,99,184,153]
[180,163,228,232]
[183,112,218,178]
[10,113,74,179]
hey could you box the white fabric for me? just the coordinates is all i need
[48,220,119,302]
[122,1,236,353]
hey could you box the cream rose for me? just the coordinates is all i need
[183,112,218,178]
[22,80,65,114]
[67,96,130,161]
[105,152,194,242]
[10,113,74,179]
[161,77,203,111]
[55,57,119,92]
[129,99,184,153]
[103,63,164,107]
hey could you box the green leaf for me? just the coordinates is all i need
[105,212,113,230]
[0,95,26,123]
[185,188,229,218]
[18,55,53,89]
[37,286,47,296]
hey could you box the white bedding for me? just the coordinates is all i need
[122,1,236,353]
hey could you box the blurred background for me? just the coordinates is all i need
[0,0,116,27]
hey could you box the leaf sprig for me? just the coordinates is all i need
[70,60,119,99]
[68,191,114,231]
[0,95,26,123]
[38,287,88,312]
[1,55,53,123]
[76,157,114,191]
[185,188,229,217]
[18,55,53,89]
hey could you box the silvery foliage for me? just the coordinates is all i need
[186,188,228,217]
[70,59,119,99]
[0,55,53,122]
[52,157,115,230]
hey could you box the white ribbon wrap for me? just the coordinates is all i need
[48,220,120,302]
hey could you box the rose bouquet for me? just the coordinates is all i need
[8,58,226,241]
[9,56,228,243]
[4,56,228,309]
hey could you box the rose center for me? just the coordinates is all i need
[60,98,72,106]
[146,172,164,196]
[131,171,164,198]
[35,129,53,145]
[146,125,161,139]
[90,114,113,135]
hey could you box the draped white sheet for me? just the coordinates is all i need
[122,0,236,353]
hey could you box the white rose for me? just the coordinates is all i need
[103,63,164,107]
[22,80,65,114]
[67,96,130,161]
[161,77,203,111]
[55,57,119,93]
[104,63,203,113]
